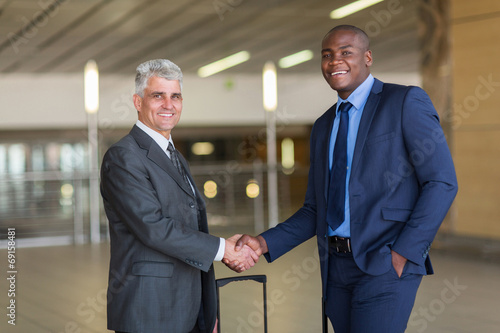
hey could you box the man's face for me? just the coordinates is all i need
[134,76,183,139]
[321,29,372,99]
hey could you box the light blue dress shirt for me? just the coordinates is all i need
[328,74,375,237]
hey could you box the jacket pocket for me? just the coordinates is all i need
[381,207,412,223]
[132,261,174,278]
[365,132,397,146]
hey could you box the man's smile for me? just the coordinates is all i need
[331,70,348,76]
[158,112,174,117]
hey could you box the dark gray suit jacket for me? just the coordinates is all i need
[101,125,219,333]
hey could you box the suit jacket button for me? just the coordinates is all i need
[189,202,195,208]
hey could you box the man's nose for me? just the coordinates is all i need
[329,56,342,65]
[162,97,173,109]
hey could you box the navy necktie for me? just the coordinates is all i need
[167,142,192,190]
[326,102,352,231]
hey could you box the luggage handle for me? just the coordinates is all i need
[216,274,267,287]
[216,274,267,333]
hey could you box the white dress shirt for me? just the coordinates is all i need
[135,120,225,261]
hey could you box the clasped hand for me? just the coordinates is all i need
[222,234,267,273]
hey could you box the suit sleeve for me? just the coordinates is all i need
[391,87,458,266]
[101,145,220,272]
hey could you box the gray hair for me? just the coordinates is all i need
[135,59,183,97]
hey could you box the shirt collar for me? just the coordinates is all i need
[135,120,173,151]
[336,74,374,113]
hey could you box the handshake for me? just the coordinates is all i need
[222,234,268,273]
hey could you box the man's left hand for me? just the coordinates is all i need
[391,250,407,278]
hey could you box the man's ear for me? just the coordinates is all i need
[365,50,373,67]
[133,94,142,111]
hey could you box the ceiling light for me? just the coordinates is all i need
[204,180,217,199]
[191,142,214,156]
[246,180,260,199]
[263,61,277,112]
[330,0,384,19]
[278,50,314,69]
[197,51,250,78]
[281,137,295,170]
[84,60,99,114]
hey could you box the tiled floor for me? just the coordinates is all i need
[1,234,499,333]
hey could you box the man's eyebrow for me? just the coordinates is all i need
[321,44,353,53]
[148,91,182,97]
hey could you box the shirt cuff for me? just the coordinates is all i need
[214,238,225,261]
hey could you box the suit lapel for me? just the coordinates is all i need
[350,79,383,178]
[130,126,195,198]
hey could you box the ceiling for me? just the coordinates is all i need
[0,0,420,75]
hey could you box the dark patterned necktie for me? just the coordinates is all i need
[326,102,352,231]
[167,142,192,190]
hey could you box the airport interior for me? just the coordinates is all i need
[0,0,499,332]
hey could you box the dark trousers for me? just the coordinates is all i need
[117,325,202,333]
[325,251,422,333]
[115,308,204,333]
[116,327,201,333]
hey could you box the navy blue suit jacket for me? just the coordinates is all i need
[261,79,458,296]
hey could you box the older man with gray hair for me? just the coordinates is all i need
[100,59,258,333]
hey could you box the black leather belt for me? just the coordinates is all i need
[328,236,352,253]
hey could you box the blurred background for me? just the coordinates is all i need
[0,0,499,332]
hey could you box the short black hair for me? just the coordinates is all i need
[324,25,370,50]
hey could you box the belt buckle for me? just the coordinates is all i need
[333,236,351,253]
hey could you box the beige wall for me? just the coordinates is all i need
[451,0,500,238]
[0,72,417,130]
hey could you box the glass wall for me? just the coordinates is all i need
[0,138,92,245]
[0,126,311,245]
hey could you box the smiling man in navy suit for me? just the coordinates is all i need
[229,25,458,332]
